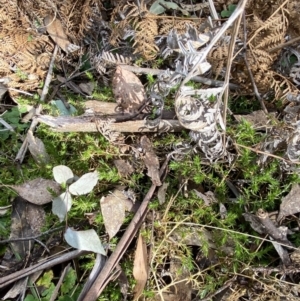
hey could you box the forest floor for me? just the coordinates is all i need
[1,0,300,300]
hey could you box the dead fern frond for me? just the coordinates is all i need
[133,14,159,60]
[271,73,299,100]
[208,45,229,78]
[101,51,131,65]
[158,19,196,36]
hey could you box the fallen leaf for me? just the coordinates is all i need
[79,82,94,95]
[100,190,126,239]
[114,159,134,177]
[234,110,273,129]
[193,190,217,206]
[27,131,50,165]
[133,233,148,300]
[69,171,98,195]
[243,212,266,234]
[219,203,227,219]
[9,197,45,257]
[140,136,161,186]
[277,184,300,221]
[64,228,106,255]
[112,66,146,113]
[7,178,61,205]
[117,267,129,301]
[44,15,80,53]
[157,182,169,204]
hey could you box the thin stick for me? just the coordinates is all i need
[0,250,87,288]
[180,0,249,87]
[222,9,244,129]
[234,143,300,165]
[49,264,71,301]
[241,12,268,114]
[0,226,64,244]
[120,65,240,90]
[15,45,59,163]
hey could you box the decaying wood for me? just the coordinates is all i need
[37,115,183,133]
[85,100,176,119]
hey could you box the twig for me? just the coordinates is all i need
[234,142,300,165]
[207,0,219,21]
[268,36,300,53]
[8,88,33,96]
[49,264,71,301]
[180,0,249,87]
[241,12,268,114]
[82,155,171,301]
[0,226,64,244]
[221,8,244,130]
[120,65,240,90]
[15,45,59,163]
[0,249,88,288]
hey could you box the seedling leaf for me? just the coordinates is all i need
[52,192,73,222]
[69,171,98,195]
[64,228,106,255]
[53,165,74,184]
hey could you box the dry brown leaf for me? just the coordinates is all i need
[1,196,45,293]
[114,159,134,177]
[140,136,161,186]
[157,182,169,204]
[234,110,276,129]
[44,15,80,53]
[133,232,148,300]
[27,131,50,165]
[9,197,45,256]
[277,184,300,221]
[6,178,61,205]
[100,189,126,239]
[79,82,94,95]
[112,66,146,113]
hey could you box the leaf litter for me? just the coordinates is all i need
[3,0,300,300]
[3,178,61,205]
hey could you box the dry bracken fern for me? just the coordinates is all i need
[0,0,104,92]
[133,13,159,60]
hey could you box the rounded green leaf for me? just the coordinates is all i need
[64,228,106,255]
[53,165,74,184]
[69,171,98,195]
[52,191,72,222]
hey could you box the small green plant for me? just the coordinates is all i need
[51,165,99,222]
[0,106,29,140]
[221,4,236,18]
[25,268,80,301]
